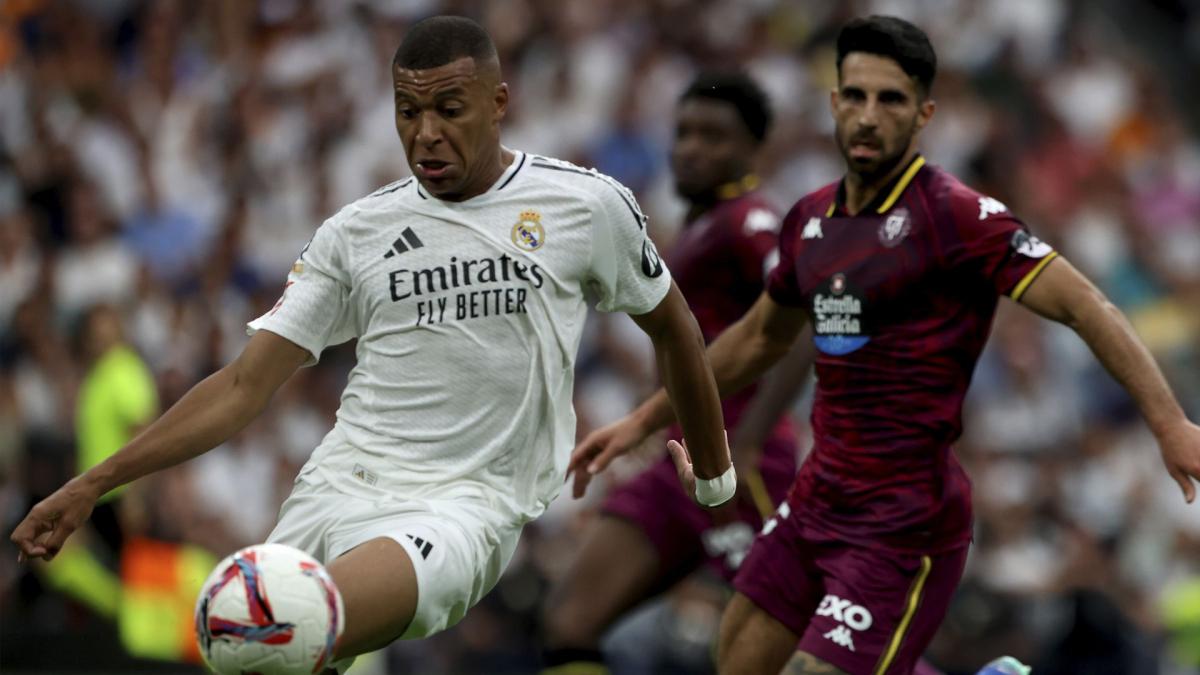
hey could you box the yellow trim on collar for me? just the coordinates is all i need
[876,155,926,213]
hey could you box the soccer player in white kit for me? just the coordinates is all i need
[11,16,736,672]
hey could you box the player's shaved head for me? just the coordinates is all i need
[393,15,499,80]
[390,16,511,201]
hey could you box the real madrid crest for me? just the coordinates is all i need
[512,210,545,251]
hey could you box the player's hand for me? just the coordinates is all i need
[11,477,100,562]
[666,439,698,504]
[1157,421,1200,503]
[567,416,650,499]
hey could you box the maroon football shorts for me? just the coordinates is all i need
[601,435,796,582]
[734,500,968,674]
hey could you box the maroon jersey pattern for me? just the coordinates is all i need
[669,190,794,439]
[766,156,1058,552]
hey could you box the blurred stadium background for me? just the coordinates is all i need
[2,0,1199,673]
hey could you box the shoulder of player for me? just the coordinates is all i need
[780,182,839,230]
[920,166,1015,225]
[524,154,643,217]
[717,193,781,236]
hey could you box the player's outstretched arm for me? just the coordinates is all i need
[1017,256,1200,502]
[569,291,807,497]
[11,330,310,562]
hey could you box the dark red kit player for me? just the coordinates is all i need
[571,16,1200,675]
[542,72,812,674]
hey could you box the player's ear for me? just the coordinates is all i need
[829,87,839,118]
[493,82,509,123]
[916,96,935,130]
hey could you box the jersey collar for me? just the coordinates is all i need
[414,149,527,201]
[716,174,760,201]
[825,154,926,217]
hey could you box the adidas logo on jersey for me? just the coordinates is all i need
[801,217,823,239]
[383,227,425,258]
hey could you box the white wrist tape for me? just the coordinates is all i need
[695,465,737,506]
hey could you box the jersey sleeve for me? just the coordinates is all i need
[587,177,672,314]
[765,203,806,307]
[942,188,1059,301]
[247,215,357,365]
[732,205,782,283]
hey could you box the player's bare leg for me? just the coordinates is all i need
[781,651,851,675]
[541,516,663,669]
[326,536,419,660]
[717,592,813,675]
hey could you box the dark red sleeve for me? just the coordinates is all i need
[941,184,1058,300]
[766,202,806,307]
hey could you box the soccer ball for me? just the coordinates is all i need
[194,543,345,675]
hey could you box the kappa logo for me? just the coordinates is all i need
[744,208,780,234]
[817,594,873,653]
[383,227,425,259]
[801,217,823,240]
[824,625,856,652]
[641,239,664,278]
[978,196,1008,220]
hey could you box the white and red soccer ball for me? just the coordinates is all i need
[194,543,345,675]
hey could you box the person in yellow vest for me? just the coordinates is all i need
[76,303,159,554]
[37,304,158,620]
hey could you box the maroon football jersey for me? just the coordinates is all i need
[766,155,1059,552]
[669,189,796,442]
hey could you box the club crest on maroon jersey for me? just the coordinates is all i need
[878,207,911,248]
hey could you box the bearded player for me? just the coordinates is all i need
[570,16,1200,675]
[542,72,813,674]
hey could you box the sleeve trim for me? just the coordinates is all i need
[1009,251,1059,301]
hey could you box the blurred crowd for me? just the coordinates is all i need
[2,0,1199,673]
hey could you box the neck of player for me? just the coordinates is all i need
[844,146,919,215]
[440,146,514,202]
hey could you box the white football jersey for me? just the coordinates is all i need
[248,151,671,521]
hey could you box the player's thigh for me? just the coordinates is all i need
[717,592,801,675]
[798,545,968,675]
[543,515,665,647]
[326,536,419,658]
[783,651,852,674]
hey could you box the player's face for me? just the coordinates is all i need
[393,57,509,201]
[671,98,756,201]
[832,53,935,180]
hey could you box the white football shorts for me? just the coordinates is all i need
[266,474,523,641]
